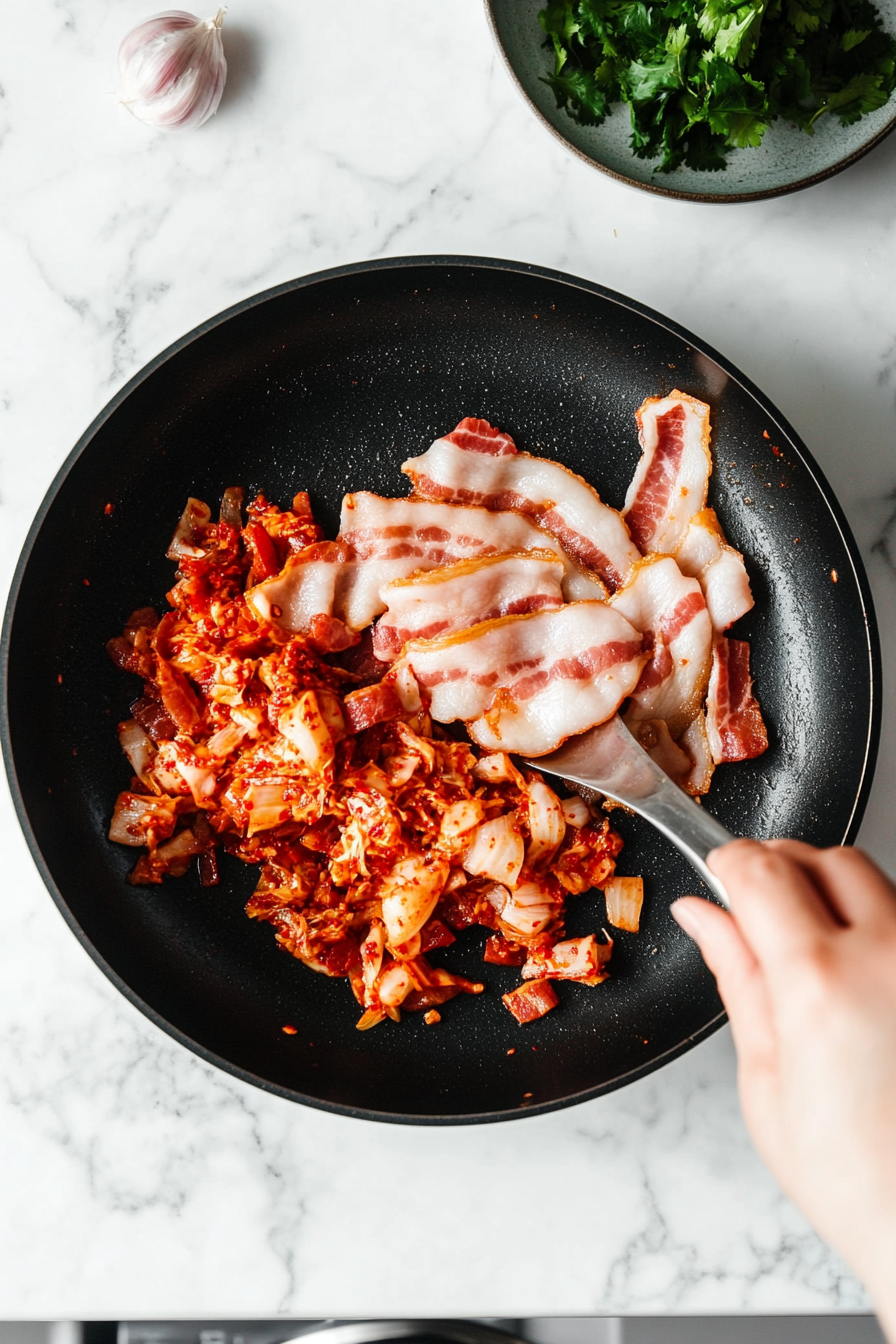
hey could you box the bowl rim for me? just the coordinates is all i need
[483,0,896,204]
[0,254,882,1123]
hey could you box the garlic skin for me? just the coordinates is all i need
[118,8,228,131]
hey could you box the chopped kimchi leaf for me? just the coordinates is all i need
[502,978,560,1024]
[604,876,645,933]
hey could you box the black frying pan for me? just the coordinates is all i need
[0,257,880,1123]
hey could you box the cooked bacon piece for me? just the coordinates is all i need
[623,391,712,556]
[483,934,527,966]
[372,551,566,662]
[342,679,404,733]
[419,917,457,952]
[522,933,610,983]
[674,508,754,631]
[604,876,645,932]
[502,978,559,1024]
[402,422,640,591]
[706,637,768,763]
[399,603,648,757]
[130,693,177,743]
[445,416,518,456]
[438,881,501,931]
[610,555,713,741]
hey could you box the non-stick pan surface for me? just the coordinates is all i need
[1,257,880,1123]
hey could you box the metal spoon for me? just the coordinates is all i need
[521,714,735,908]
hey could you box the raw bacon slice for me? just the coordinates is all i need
[339,493,604,615]
[246,541,360,648]
[609,555,713,741]
[402,421,640,592]
[398,602,648,757]
[248,496,601,639]
[623,391,712,556]
[444,416,518,456]
[372,551,566,662]
[674,508,754,631]
[706,637,768,763]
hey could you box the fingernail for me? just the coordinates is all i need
[670,899,703,940]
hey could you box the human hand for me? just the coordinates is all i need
[671,840,896,1338]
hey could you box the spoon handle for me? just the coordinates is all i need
[524,717,736,909]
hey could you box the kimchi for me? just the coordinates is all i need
[107,487,624,1029]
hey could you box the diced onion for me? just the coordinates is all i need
[463,815,525,887]
[604,876,645,932]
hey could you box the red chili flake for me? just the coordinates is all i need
[57,674,63,685]
[104,502,115,516]
[506,1048,516,1055]
[523,1092,533,1099]
[271,604,283,617]
[423,1010,441,1026]
[82,578,90,586]
[532,1045,539,1051]
[772,445,783,457]
[763,430,770,439]
[282,1024,297,1035]
[831,569,839,583]
[668,363,676,369]
[794,538,800,544]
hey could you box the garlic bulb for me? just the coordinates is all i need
[118,8,227,131]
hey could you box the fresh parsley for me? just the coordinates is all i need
[538,0,896,171]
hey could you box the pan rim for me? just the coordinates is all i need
[0,254,881,1124]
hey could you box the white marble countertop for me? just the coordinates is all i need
[2,0,895,1320]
